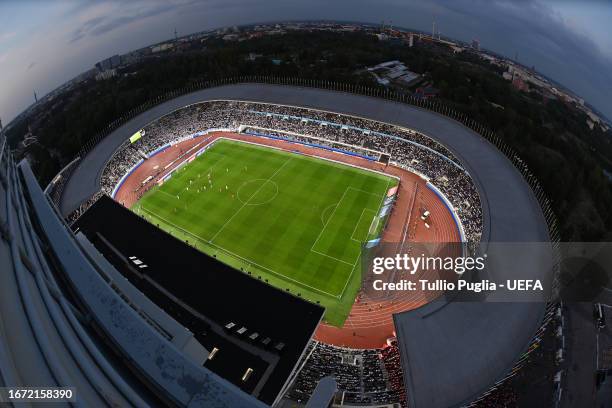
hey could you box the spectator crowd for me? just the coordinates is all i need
[65,100,491,406]
[287,341,405,406]
[94,100,483,243]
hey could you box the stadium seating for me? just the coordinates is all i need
[93,100,483,244]
[68,99,487,406]
[288,341,406,406]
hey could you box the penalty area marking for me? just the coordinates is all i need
[310,248,354,266]
[351,208,378,243]
[154,147,228,200]
[336,178,391,300]
[156,189,180,200]
[311,186,384,263]
[310,186,351,252]
[348,186,388,198]
[320,203,338,226]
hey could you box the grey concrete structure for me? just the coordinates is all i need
[0,135,266,407]
[305,376,337,408]
[58,84,551,407]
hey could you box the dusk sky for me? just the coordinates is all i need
[0,0,611,124]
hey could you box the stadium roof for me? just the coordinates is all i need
[0,136,267,407]
[74,195,324,405]
[305,376,337,408]
[57,84,552,407]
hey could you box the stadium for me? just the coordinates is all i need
[1,81,555,408]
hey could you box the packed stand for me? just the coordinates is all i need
[381,340,408,407]
[100,141,142,195]
[72,99,488,405]
[65,190,105,225]
[138,101,243,153]
[287,341,404,406]
[95,100,483,243]
[242,127,380,159]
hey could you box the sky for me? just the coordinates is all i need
[0,0,611,124]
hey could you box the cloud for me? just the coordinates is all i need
[0,31,16,43]
[67,1,191,43]
[68,16,105,43]
[414,0,612,118]
[69,31,86,44]
[1,0,611,123]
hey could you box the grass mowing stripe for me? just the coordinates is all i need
[336,176,391,300]
[351,208,378,242]
[133,138,397,326]
[137,205,342,298]
[209,155,292,242]
[310,186,351,246]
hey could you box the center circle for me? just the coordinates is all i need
[237,179,279,205]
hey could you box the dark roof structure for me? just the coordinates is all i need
[73,195,324,405]
[0,134,268,407]
[57,84,552,407]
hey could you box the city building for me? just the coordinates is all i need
[367,60,421,87]
[95,55,122,71]
[222,34,240,41]
[95,69,117,81]
[150,43,175,53]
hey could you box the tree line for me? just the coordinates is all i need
[5,30,611,240]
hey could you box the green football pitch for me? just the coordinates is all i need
[132,138,397,326]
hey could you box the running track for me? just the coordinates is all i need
[115,131,461,348]
[60,85,551,408]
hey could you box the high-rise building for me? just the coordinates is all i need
[110,54,121,68]
[408,34,414,47]
[472,39,480,51]
[95,55,121,72]
[0,117,3,131]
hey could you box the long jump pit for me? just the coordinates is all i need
[114,131,461,349]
